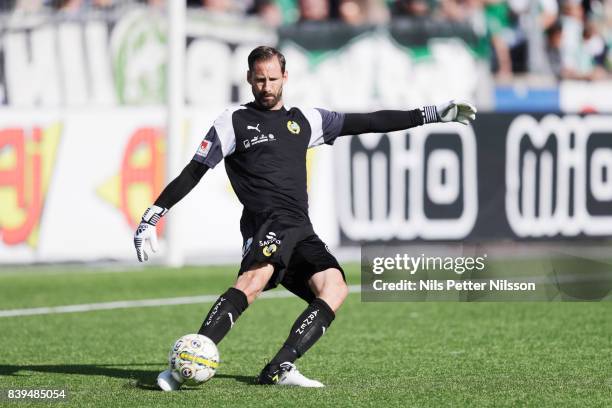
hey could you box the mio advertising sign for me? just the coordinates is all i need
[335,113,612,243]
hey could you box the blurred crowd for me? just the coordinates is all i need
[2,0,612,81]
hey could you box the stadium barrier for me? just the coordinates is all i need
[2,112,612,263]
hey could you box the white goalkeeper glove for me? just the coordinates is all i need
[421,100,477,125]
[134,205,167,262]
[436,100,477,125]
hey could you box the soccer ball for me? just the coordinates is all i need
[168,334,219,385]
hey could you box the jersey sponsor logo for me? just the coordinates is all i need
[243,123,276,149]
[259,231,281,257]
[287,120,301,134]
[259,231,281,247]
[195,140,212,158]
[242,133,276,150]
[262,244,277,257]
[249,133,276,146]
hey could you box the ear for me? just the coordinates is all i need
[283,70,288,83]
[246,70,252,85]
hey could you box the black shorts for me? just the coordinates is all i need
[238,211,345,303]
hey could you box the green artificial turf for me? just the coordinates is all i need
[0,265,610,407]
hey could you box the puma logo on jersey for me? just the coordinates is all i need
[247,124,261,132]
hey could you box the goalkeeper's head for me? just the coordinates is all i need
[247,46,288,111]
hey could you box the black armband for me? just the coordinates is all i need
[154,160,208,210]
[339,109,425,136]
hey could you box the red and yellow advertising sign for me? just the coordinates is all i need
[0,125,60,246]
[98,127,166,232]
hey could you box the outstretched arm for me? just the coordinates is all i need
[339,101,477,136]
[340,109,425,136]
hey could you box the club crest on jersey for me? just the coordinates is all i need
[196,140,212,158]
[287,120,300,134]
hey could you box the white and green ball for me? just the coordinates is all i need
[168,334,219,385]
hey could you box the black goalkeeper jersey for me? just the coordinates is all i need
[192,102,345,221]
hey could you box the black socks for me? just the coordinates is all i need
[269,298,335,367]
[198,287,248,344]
[198,290,335,368]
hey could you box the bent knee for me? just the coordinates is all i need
[234,274,265,304]
[234,264,273,304]
[317,269,349,310]
[332,279,349,304]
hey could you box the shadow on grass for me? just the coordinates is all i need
[0,364,255,389]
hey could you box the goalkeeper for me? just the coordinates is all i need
[134,46,476,390]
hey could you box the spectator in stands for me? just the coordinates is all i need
[545,20,564,77]
[200,0,234,13]
[53,0,116,12]
[54,0,82,12]
[146,0,165,9]
[583,18,609,76]
[337,0,389,25]
[338,0,368,24]
[12,0,44,13]
[299,0,330,21]
[510,0,559,72]
[391,0,431,17]
[249,0,283,27]
[92,0,114,8]
[438,0,487,37]
[483,0,515,80]
[556,0,608,79]
[439,0,470,22]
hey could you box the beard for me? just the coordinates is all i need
[254,87,283,109]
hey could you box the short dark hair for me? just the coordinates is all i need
[247,46,286,73]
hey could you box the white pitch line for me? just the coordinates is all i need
[0,285,362,318]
